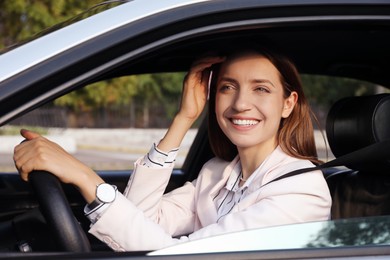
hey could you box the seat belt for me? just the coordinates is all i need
[261,140,390,188]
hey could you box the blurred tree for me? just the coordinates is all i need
[154,72,186,122]
[302,75,376,108]
[54,76,138,111]
[0,0,103,49]
[301,75,378,127]
[54,73,185,128]
[133,73,186,127]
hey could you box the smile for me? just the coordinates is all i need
[231,119,259,126]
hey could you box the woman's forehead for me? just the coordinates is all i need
[219,53,281,82]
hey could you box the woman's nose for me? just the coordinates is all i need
[232,90,252,112]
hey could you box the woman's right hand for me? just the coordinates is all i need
[13,129,104,203]
[178,56,225,122]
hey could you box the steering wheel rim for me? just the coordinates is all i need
[29,170,91,252]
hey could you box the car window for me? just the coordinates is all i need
[0,74,387,173]
[0,72,200,173]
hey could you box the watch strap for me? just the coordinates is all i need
[88,198,103,209]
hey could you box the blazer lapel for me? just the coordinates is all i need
[209,156,239,199]
[196,156,239,227]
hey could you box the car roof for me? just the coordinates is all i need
[0,0,390,125]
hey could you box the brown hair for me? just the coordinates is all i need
[207,45,320,164]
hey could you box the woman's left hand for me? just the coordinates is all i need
[178,56,225,122]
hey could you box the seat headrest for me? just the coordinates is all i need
[326,94,390,169]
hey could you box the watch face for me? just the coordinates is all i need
[97,183,116,203]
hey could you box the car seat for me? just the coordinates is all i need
[325,94,390,219]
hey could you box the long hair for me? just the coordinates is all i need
[207,45,320,164]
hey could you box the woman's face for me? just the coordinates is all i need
[215,52,297,152]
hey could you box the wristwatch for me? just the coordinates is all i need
[89,183,117,209]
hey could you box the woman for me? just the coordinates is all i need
[14,46,331,251]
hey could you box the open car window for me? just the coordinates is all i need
[0,72,201,172]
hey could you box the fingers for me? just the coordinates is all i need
[185,56,225,91]
[179,56,225,120]
[13,129,100,200]
[189,56,225,79]
[14,135,51,181]
[14,130,65,182]
[14,154,36,182]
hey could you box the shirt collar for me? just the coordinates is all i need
[224,162,242,192]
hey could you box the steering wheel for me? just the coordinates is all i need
[29,170,91,252]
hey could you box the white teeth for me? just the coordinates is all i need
[232,119,259,126]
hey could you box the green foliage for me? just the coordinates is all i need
[301,75,377,108]
[53,73,185,127]
[134,73,186,121]
[54,73,184,109]
[0,0,103,49]
[54,76,139,111]
[155,72,186,120]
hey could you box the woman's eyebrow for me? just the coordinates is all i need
[251,79,276,88]
[220,77,276,88]
[219,76,238,84]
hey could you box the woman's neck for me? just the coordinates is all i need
[238,140,277,181]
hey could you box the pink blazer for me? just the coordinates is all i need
[89,146,332,251]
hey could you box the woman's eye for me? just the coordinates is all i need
[255,86,270,93]
[219,84,234,92]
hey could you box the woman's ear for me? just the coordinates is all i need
[282,91,298,118]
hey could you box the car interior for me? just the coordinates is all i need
[1,9,390,255]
